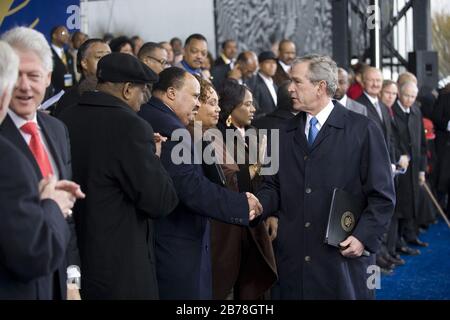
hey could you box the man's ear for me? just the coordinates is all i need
[166,86,176,101]
[122,82,132,100]
[318,80,327,96]
[142,56,151,66]
[80,59,88,73]
[45,72,52,88]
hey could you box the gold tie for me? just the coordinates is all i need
[61,51,67,67]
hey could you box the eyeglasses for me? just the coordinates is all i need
[146,56,168,67]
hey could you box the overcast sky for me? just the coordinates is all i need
[431,0,450,15]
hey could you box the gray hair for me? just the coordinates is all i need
[0,41,19,97]
[399,81,418,95]
[1,27,53,72]
[293,54,338,97]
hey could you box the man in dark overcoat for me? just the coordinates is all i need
[59,53,179,299]
[392,82,428,246]
[138,67,263,299]
[257,55,395,299]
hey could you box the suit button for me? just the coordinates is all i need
[304,155,308,160]
[305,256,311,262]
[305,188,312,194]
[305,222,311,228]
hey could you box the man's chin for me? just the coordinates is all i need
[9,104,36,119]
[292,104,304,112]
[291,100,302,109]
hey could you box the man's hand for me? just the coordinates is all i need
[38,175,52,194]
[265,216,278,241]
[391,164,396,174]
[153,133,167,157]
[228,65,242,81]
[246,192,263,221]
[418,172,426,186]
[40,176,75,218]
[398,155,410,170]
[66,286,81,300]
[339,235,365,258]
[56,180,86,199]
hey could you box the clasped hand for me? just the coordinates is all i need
[246,192,263,221]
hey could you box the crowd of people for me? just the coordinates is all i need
[0,25,449,300]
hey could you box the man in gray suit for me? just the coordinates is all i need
[334,68,367,116]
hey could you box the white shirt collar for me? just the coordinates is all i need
[397,100,410,114]
[258,72,277,105]
[8,109,38,129]
[339,95,348,107]
[363,91,379,106]
[51,44,64,59]
[305,99,334,136]
[279,60,291,73]
[220,53,231,65]
[258,72,274,84]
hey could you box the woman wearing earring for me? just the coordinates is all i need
[207,79,277,300]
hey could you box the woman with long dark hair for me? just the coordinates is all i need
[209,79,277,299]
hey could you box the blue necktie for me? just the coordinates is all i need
[308,117,319,147]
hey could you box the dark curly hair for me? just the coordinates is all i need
[217,79,248,125]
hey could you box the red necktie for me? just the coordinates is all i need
[387,106,394,118]
[20,122,54,178]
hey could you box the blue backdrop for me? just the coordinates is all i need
[0,0,81,41]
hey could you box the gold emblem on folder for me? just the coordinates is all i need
[341,211,355,232]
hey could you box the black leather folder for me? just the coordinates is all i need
[324,188,365,248]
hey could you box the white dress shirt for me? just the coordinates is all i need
[279,60,291,74]
[258,72,278,105]
[8,110,60,179]
[304,99,335,139]
[397,100,411,114]
[51,44,64,60]
[339,95,348,107]
[364,91,383,120]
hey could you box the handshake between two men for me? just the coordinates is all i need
[246,192,263,221]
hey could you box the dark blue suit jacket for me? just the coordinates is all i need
[0,111,79,299]
[356,93,397,163]
[258,101,395,299]
[0,135,70,299]
[248,73,278,119]
[138,96,250,299]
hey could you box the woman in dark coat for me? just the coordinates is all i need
[212,79,277,299]
[189,78,277,299]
